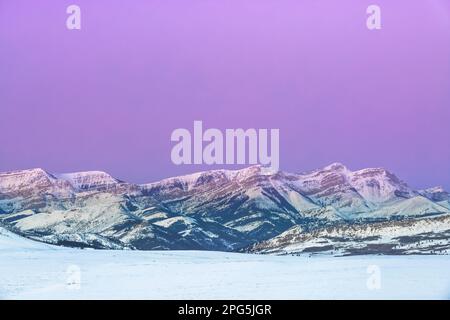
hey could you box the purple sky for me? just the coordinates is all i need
[1,0,449,189]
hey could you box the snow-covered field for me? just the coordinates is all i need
[1,227,450,299]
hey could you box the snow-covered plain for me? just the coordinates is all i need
[1,227,450,299]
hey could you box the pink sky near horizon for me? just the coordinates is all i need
[0,0,449,189]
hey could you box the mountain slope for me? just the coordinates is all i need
[0,225,54,251]
[248,214,450,255]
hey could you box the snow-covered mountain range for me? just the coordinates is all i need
[1,163,449,255]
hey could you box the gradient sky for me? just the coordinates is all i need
[1,0,449,189]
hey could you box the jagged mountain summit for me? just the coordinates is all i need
[0,163,449,255]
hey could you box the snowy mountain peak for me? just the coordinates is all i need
[419,186,450,202]
[0,168,56,193]
[323,162,347,172]
[0,168,53,179]
[144,165,276,191]
[56,171,120,191]
[421,186,447,193]
[349,167,414,204]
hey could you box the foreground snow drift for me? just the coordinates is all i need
[1,228,450,299]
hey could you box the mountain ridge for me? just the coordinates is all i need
[1,163,449,255]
